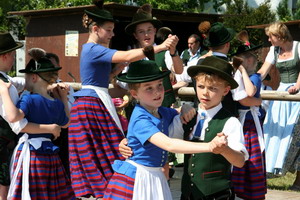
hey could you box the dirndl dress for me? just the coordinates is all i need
[69,96,125,198]
[8,133,75,200]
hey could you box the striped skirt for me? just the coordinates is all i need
[103,172,135,200]
[231,119,267,200]
[10,150,75,200]
[69,97,125,198]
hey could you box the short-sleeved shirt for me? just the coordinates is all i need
[169,103,249,160]
[0,72,27,134]
[127,104,178,167]
[74,43,117,98]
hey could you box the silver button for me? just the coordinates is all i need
[192,164,195,167]
[191,183,194,186]
[191,173,194,177]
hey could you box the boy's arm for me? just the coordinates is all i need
[0,80,25,122]
[219,145,245,168]
[239,96,262,107]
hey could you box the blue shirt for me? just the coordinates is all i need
[74,43,117,98]
[128,104,178,167]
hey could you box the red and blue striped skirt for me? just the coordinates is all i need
[103,172,134,200]
[231,119,267,200]
[10,150,75,200]
[69,97,125,198]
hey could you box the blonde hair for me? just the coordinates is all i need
[128,83,141,91]
[265,21,293,42]
[194,72,230,88]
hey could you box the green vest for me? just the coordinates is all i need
[155,51,176,107]
[181,108,232,198]
[0,73,17,143]
[274,42,300,83]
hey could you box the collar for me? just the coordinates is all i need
[197,103,222,121]
[212,52,227,58]
[188,47,201,57]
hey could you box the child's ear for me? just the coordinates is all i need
[130,89,138,100]
[223,85,231,96]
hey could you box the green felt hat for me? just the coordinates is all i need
[188,56,238,89]
[117,60,170,83]
[84,8,117,23]
[125,4,162,35]
[19,57,62,73]
[0,32,23,55]
[203,22,235,47]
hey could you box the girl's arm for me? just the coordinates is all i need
[239,65,256,97]
[0,80,24,122]
[239,96,262,107]
[22,123,61,140]
[148,131,227,154]
[112,36,177,63]
[257,61,273,81]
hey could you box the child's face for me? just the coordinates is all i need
[195,75,230,110]
[130,79,164,111]
[0,51,16,72]
[133,22,156,47]
[97,21,115,46]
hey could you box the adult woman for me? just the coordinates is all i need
[258,21,300,189]
[68,1,176,198]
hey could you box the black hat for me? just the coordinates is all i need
[0,32,23,55]
[188,56,238,89]
[231,43,262,56]
[125,4,162,35]
[203,22,235,47]
[116,60,170,83]
[19,58,62,73]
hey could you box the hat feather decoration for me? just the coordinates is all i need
[198,21,211,39]
[237,30,250,46]
[93,0,104,9]
[143,45,155,61]
[138,4,152,14]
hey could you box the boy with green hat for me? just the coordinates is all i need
[178,56,248,199]
[0,32,61,199]
[103,59,228,200]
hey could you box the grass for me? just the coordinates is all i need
[267,172,300,192]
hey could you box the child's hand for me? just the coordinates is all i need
[209,132,228,154]
[180,104,196,124]
[288,85,299,94]
[50,124,61,140]
[119,138,133,158]
[50,83,69,101]
[0,79,11,95]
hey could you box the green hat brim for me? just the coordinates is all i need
[188,64,238,89]
[125,19,162,35]
[19,67,62,73]
[0,42,23,55]
[203,28,235,47]
[231,44,263,56]
[117,70,170,83]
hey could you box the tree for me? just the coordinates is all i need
[223,0,276,54]
[277,0,292,21]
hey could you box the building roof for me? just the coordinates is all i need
[246,19,300,29]
[8,2,223,22]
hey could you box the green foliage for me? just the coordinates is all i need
[223,0,276,54]
[277,0,292,21]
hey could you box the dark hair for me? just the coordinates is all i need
[189,34,201,42]
[156,27,173,44]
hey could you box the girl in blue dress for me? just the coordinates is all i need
[103,60,228,200]
[0,57,75,200]
[68,1,177,198]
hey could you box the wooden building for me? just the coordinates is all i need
[9,3,223,82]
